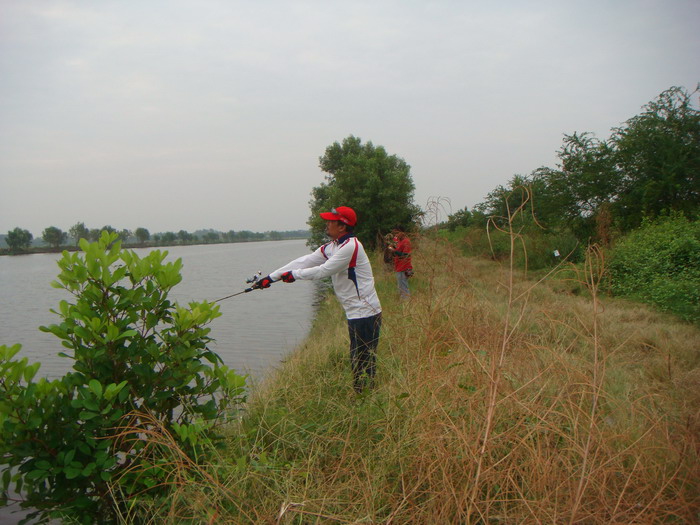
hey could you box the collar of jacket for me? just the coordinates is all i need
[335,232,355,244]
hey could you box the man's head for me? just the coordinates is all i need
[391,224,407,239]
[320,206,356,240]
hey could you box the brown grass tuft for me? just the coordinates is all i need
[130,218,700,523]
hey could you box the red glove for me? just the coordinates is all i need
[281,271,295,283]
[254,275,274,289]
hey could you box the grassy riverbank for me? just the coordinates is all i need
[138,236,700,523]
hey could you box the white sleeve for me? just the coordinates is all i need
[293,240,354,281]
[269,247,328,280]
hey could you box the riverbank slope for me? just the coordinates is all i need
[159,236,700,523]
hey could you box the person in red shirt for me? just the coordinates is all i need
[388,226,413,299]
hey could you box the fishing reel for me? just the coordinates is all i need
[246,271,263,284]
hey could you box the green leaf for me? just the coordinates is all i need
[118,387,129,403]
[82,463,96,477]
[83,398,99,411]
[35,460,52,471]
[2,469,10,488]
[116,329,138,341]
[103,381,123,401]
[2,344,22,360]
[23,362,41,383]
[64,467,82,480]
[27,470,46,481]
[88,379,103,399]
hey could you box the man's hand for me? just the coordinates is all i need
[281,271,295,283]
[254,275,274,289]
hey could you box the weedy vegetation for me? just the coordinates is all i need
[2,215,699,523]
[107,204,698,523]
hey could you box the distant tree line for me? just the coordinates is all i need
[436,84,700,323]
[442,85,699,246]
[1,223,309,255]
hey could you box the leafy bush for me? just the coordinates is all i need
[0,232,246,523]
[608,215,700,322]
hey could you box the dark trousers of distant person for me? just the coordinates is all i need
[348,313,382,393]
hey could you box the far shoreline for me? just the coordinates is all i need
[0,236,310,257]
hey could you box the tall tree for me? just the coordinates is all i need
[42,226,67,249]
[309,135,420,248]
[68,222,89,246]
[474,173,537,225]
[88,229,101,242]
[203,232,220,243]
[6,227,33,253]
[540,133,620,240]
[555,133,619,216]
[177,230,192,244]
[612,85,700,229]
[134,227,150,245]
[446,207,474,231]
[161,232,177,244]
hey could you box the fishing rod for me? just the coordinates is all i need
[212,272,274,303]
[212,288,255,302]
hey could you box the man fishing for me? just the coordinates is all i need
[255,206,382,393]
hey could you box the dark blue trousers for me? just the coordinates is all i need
[347,313,382,392]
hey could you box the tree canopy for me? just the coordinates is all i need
[612,85,700,230]
[134,227,150,244]
[473,85,700,244]
[5,227,33,253]
[68,222,89,246]
[42,226,67,249]
[308,135,421,248]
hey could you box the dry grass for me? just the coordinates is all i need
[132,229,700,523]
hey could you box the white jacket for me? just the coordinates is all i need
[270,234,382,320]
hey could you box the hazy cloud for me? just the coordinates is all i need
[1,0,698,235]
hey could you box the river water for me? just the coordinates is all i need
[0,239,318,381]
[0,239,318,524]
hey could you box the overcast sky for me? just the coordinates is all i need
[1,0,698,236]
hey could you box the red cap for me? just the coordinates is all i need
[320,206,357,226]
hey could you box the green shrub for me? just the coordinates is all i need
[0,232,246,523]
[440,225,582,270]
[520,229,583,269]
[608,215,700,322]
